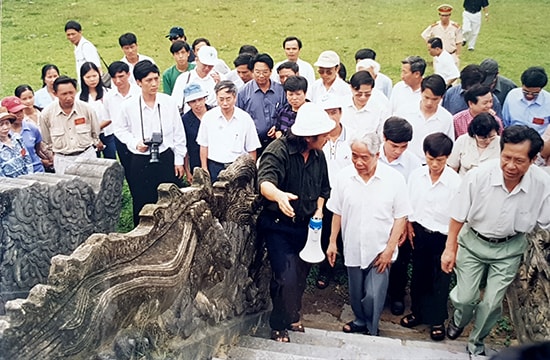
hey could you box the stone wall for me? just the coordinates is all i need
[0,155,270,360]
[0,158,124,313]
[507,227,550,343]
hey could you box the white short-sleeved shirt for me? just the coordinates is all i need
[395,103,455,161]
[103,84,142,130]
[322,124,352,187]
[378,147,422,181]
[451,159,550,237]
[433,50,460,84]
[408,165,462,234]
[327,163,412,268]
[390,81,421,115]
[447,133,500,176]
[196,106,261,164]
[74,37,101,80]
[310,77,352,104]
[115,93,187,164]
[341,89,391,137]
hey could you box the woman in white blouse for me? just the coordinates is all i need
[79,62,114,159]
[447,112,500,176]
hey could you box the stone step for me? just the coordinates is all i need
[214,326,490,360]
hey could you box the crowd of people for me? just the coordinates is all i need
[2,2,550,356]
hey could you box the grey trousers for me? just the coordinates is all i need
[347,264,390,335]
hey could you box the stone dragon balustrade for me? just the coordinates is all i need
[0,158,124,313]
[0,155,270,359]
[507,227,550,343]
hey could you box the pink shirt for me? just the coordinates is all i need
[453,109,503,139]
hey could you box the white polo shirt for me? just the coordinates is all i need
[196,106,261,164]
[378,147,422,181]
[451,159,550,237]
[408,165,462,234]
[327,163,412,268]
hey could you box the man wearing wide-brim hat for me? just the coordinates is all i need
[257,102,335,343]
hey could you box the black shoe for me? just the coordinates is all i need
[462,40,467,46]
[467,346,486,356]
[390,300,405,315]
[446,319,464,340]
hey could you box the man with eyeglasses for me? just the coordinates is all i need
[389,56,426,115]
[237,53,287,154]
[310,51,351,104]
[340,71,390,137]
[421,4,463,66]
[503,66,550,136]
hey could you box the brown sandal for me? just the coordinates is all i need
[271,329,290,342]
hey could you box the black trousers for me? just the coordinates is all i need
[318,205,343,279]
[410,222,450,325]
[127,149,183,226]
[258,211,311,331]
[388,236,413,302]
[115,136,132,183]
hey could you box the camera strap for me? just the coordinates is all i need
[139,96,163,143]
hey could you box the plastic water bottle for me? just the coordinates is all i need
[299,217,325,263]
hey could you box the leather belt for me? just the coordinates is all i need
[59,146,92,156]
[470,228,518,244]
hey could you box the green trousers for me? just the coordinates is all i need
[450,226,526,355]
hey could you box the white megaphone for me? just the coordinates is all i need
[299,217,325,263]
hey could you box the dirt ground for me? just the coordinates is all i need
[301,272,517,349]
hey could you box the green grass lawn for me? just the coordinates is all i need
[2,0,550,97]
[2,0,549,232]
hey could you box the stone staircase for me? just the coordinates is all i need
[212,324,488,359]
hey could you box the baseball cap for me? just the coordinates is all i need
[184,83,208,103]
[166,26,185,39]
[291,103,336,136]
[197,46,218,66]
[480,58,499,86]
[314,51,340,68]
[1,96,27,113]
[0,106,16,123]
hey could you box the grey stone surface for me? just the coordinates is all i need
[507,227,550,343]
[0,158,123,313]
[0,155,270,360]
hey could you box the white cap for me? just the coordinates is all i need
[291,102,336,136]
[356,59,380,75]
[197,45,218,66]
[314,50,340,68]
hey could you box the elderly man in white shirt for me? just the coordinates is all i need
[197,80,261,182]
[441,125,550,356]
[327,132,411,337]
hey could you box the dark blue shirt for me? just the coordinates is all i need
[182,105,211,171]
[237,80,287,142]
[18,121,45,173]
[442,84,502,118]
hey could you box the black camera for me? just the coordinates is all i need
[144,132,163,163]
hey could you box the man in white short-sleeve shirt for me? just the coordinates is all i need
[327,132,411,337]
[197,80,260,182]
[441,125,550,356]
